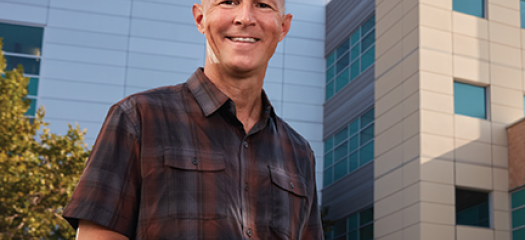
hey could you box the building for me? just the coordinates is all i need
[2,0,525,239]
[322,0,525,240]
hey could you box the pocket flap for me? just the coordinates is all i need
[269,166,308,197]
[164,149,225,171]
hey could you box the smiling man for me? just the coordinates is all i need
[62,0,323,239]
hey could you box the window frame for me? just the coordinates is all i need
[512,188,525,240]
[453,80,490,120]
[455,188,492,229]
[453,0,487,19]
[325,207,374,240]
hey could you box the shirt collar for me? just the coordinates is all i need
[187,68,276,121]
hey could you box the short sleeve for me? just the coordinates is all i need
[62,104,141,238]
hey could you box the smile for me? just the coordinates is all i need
[227,37,260,43]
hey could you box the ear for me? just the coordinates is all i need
[279,13,293,42]
[193,3,205,34]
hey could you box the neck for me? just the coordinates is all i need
[203,61,266,133]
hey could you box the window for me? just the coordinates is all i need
[512,189,525,240]
[522,0,525,28]
[456,189,490,228]
[325,208,374,240]
[324,108,374,187]
[453,0,485,18]
[454,82,487,119]
[0,22,44,117]
[326,15,375,101]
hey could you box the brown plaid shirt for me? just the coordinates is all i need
[63,68,323,239]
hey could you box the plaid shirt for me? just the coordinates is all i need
[63,68,323,240]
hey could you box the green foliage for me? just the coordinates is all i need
[321,206,334,239]
[0,39,91,239]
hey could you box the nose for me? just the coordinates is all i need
[233,3,255,26]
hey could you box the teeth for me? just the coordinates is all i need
[230,37,257,43]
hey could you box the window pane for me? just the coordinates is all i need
[453,0,485,18]
[334,158,348,181]
[28,78,39,96]
[512,207,525,228]
[326,81,335,100]
[337,40,350,59]
[349,135,359,152]
[360,141,374,165]
[360,208,374,225]
[456,189,490,228]
[348,152,359,172]
[326,66,335,83]
[324,168,333,186]
[0,22,43,55]
[361,125,374,144]
[361,108,375,127]
[361,46,375,72]
[522,0,525,28]
[327,52,336,68]
[337,52,350,74]
[324,152,333,169]
[351,43,360,62]
[336,69,350,93]
[350,60,360,81]
[512,188,525,209]
[454,82,486,119]
[25,98,37,117]
[348,214,359,231]
[335,127,348,145]
[334,142,348,161]
[359,225,373,240]
[349,120,359,135]
[514,228,525,240]
[361,30,375,52]
[347,230,358,240]
[361,15,375,36]
[325,137,334,153]
[334,219,347,236]
[5,55,40,75]
[350,28,361,46]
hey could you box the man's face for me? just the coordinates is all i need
[193,0,292,75]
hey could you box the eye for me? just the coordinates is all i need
[220,1,236,5]
[257,3,272,9]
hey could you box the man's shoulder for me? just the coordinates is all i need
[274,116,312,153]
[114,83,188,112]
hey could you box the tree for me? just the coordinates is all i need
[0,39,91,239]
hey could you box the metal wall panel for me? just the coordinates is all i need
[323,67,375,138]
[325,0,375,57]
[321,162,374,220]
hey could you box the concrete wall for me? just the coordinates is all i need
[0,0,326,199]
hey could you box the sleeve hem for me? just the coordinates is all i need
[62,203,133,238]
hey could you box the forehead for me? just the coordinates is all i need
[201,0,286,9]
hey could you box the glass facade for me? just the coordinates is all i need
[456,189,490,228]
[325,208,374,240]
[454,82,486,119]
[326,15,375,101]
[453,0,485,18]
[0,22,43,117]
[513,189,525,240]
[324,108,374,187]
[522,0,525,28]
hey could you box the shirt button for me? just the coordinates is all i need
[243,141,248,148]
[290,181,294,189]
[247,229,253,237]
[191,157,198,165]
[244,182,249,192]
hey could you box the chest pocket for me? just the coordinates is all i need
[269,166,310,239]
[164,149,227,220]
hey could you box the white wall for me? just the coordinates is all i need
[0,0,326,200]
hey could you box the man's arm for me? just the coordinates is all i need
[301,150,325,239]
[76,220,128,240]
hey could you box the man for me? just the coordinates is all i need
[63,0,323,239]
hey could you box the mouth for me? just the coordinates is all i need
[226,37,260,43]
